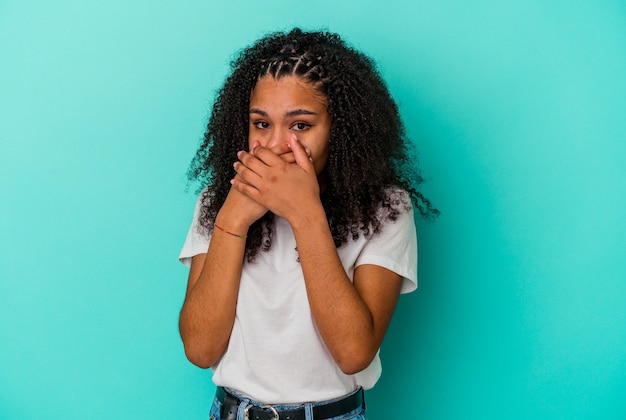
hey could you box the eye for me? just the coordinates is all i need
[252,121,270,129]
[291,122,312,131]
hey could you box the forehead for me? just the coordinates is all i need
[250,76,328,109]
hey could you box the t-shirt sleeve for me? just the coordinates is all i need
[355,204,418,294]
[178,194,211,268]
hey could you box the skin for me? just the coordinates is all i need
[179,75,403,374]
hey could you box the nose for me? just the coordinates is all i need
[265,127,289,149]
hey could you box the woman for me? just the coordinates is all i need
[179,28,437,420]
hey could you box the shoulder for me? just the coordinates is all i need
[377,187,413,221]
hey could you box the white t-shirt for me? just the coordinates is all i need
[179,191,418,404]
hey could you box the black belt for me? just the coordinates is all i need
[216,386,364,420]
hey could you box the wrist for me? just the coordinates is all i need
[215,211,252,235]
[288,201,328,233]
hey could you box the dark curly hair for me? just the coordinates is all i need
[188,28,438,261]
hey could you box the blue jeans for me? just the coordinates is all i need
[208,387,366,420]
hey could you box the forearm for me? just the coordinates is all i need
[290,205,380,374]
[180,146,299,367]
[179,213,249,368]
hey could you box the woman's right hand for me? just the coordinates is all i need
[181,141,312,368]
[219,186,268,230]
[218,142,310,229]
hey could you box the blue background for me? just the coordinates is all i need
[1,1,625,419]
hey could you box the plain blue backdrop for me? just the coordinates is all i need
[1,1,625,419]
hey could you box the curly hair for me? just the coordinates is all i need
[188,28,438,261]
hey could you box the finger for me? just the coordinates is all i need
[269,142,291,156]
[255,143,310,164]
[279,151,296,164]
[250,145,284,167]
[268,143,296,164]
[250,141,260,154]
[231,172,253,187]
[288,134,314,170]
[230,176,261,201]
[234,152,265,183]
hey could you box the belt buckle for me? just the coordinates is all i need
[244,404,279,420]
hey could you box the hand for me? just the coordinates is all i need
[219,140,312,228]
[263,140,312,165]
[231,135,321,223]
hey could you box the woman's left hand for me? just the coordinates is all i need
[231,135,321,223]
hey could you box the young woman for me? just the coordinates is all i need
[179,28,437,420]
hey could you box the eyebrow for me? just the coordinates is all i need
[249,108,318,117]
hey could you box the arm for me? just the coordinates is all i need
[232,136,403,374]
[179,143,302,368]
[291,206,403,374]
[178,191,256,368]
